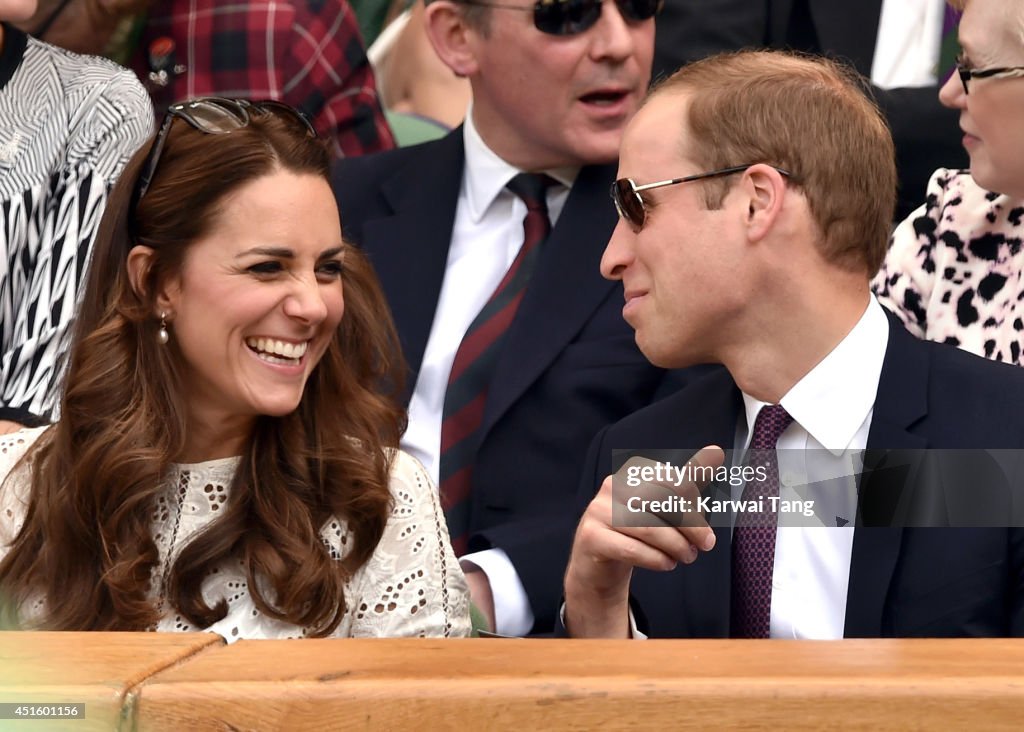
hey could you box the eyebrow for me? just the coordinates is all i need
[236,245,345,260]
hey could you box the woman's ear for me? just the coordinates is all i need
[126,245,154,299]
[127,245,178,316]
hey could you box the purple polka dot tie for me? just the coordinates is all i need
[730,404,794,638]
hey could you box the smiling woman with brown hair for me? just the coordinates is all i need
[0,98,470,639]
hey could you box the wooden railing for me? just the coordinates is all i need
[3,634,1023,730]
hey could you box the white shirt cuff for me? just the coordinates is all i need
[461,548,534,637]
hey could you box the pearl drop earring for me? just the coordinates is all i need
[157,312,169,345]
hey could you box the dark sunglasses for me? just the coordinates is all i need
[454,0,662,36]
[611,164,793,232]
[132,97,317,208]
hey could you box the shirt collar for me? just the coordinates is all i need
[741,295,890,455]
[462,105,577,223]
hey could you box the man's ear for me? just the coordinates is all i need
[741,164,788,243]
[424,1,481,77]
[126,245,178,316]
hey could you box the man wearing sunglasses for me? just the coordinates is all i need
[562,50,1024,640]
[332,0,674,636]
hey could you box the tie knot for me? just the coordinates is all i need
[506,172,556,212]
[749,404,793,451]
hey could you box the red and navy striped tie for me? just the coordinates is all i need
[439,173,556,555]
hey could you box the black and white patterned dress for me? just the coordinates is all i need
[0,23,152,424]
[874,168,1024,365]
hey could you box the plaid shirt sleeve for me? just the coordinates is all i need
[137,0,395,158]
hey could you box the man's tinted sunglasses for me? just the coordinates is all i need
[612,165,793,232]
[454,0,663,36]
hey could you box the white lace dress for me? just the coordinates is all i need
[0,427,471,640]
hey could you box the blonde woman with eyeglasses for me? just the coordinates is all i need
[875,0,1024,365]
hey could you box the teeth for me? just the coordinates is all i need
[245,338,309,360]
[255,352,294,366]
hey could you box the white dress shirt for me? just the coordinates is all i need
[871,0,947,89]
[401,108,576,636]
[736,296,889,638]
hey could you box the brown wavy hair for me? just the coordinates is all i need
[0,106,406,635]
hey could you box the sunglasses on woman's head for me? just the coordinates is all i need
[132,97,317,208]
[611,164,793,232]
[455,0,663,36]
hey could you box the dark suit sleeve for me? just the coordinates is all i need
[553,425,655,638]
[578,425,611,508]
[552,425,610,638]
[473,364,702,633]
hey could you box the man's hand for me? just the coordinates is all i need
[563,446,725,638]
[461,560,495,633]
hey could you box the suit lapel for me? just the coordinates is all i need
[845,314,929,637]
[864,312,930,451]
[478,163,621,437]
[360,130,465,386]
[685,379,745,635]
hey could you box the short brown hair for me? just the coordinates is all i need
[651,50,897,276]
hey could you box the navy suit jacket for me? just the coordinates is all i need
[652,0,967,220]
[331,129,677,632]
[577,316,1024,637]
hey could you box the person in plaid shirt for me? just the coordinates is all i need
[22,0,395,158]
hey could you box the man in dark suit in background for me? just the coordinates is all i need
[564,50,1024,639]
[651,0,966,220]
[332,0,673,635]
